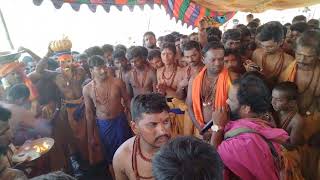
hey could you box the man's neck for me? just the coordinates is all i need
[139,137,159,157]
[164,64,176,71]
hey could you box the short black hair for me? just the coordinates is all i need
[152,136,223,180]
[295,30,320,55]
[284,23,291,27]
[202,41,224,55]
[238,72,271,114]
[163,34,176,43]
[143,31,156,38]
[147,49,161,61]
[206,27,222,42]
[112,49,126,60]
[130,93,170,122]
[181,40,201,52]
[114,44,127,53]
[84,46,104,57]
[126,46,145,61]
[247,21,259,29]
[257,21,284,43]
[138,46,149,60]
[237,25,251,38]
[290,22,310,33]
[308,19,320,29]
[273,82,298,101]
[88,55,105,68]
[222,29,241,44]
[189,32,198,37]
[292,15,307,24]
[247,14,253,18]
[252,18,260,24]
[102,44,114,53]
[161,42,176,55]
[7,83,30,102]
[0,105,11,122]
[77,54,88,61]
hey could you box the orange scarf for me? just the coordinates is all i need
[280,60,297,82]
[192,67,231,125]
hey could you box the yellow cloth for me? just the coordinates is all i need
[279,60,297,82]
[167,98,187,136]
[192,0,320,13]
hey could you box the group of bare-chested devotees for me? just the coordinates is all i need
[0,14,319,180]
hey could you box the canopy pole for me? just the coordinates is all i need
[0,8,14,50]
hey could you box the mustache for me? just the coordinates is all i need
[155,134,170,142]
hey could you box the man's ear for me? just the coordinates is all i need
[131,121,138,135]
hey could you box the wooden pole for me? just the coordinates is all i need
[0,8,14,50]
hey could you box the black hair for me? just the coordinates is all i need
[284,23,291,27]
[130,93,170,122]
[84,46,104,57]
[102,44,114,53]
[143,31,156,38]
[138,46,149,60]
[237,25,251,39]
[147,49,161,61]
[202,41,224,55]
[152,136,223,180]
[163,34,176,43]
[222,29,241,44]
[181,40,201,52]
[114,44,127,54]
[252,18,260,24]
[30,171,76,180]
[308,19,320,29]
[7,83,30,102]
[247,21,259,29]
[295,30,320,55]
[0,105,11,122]
[189,32,198,37]
[206,27,222,42]
[237,72,271,114]
[88,55,105,68]
[126,46,145,61]
[161,42,177,55]
[112,49,126,60]
[292,15,307,24]
[256,24,264,34]
[158,36,164,41]
[224,49,241,60]
[257,21,284,43]
[77,54,88,61]
[290,22,310,33]
[273,82,298,101]
[247,14,253,18]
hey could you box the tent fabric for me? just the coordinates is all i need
[32,0,236,28]
[192,0,320,13]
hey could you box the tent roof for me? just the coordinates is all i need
[192,0,320,13]
[32,0,320,28]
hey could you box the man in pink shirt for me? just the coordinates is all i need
[213,73,289,180]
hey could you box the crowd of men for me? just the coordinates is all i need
[0,13,320,180]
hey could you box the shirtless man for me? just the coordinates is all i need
[83,55,132,177]
[125,46,157,98]
[143,31,159,50]
[186,42,232,140]
[113,93,172,180]
[221,29,242,52]
[113,49,131,81]
[279,30,320,180]
[36,52,89,174]
[156,43,185,99]
[251,21,294,86]
[272,82,305,146]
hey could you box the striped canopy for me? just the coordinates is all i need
[32,0,236,28]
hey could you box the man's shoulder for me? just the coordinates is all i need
[83,81,93,93]
[114,136,135,161]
